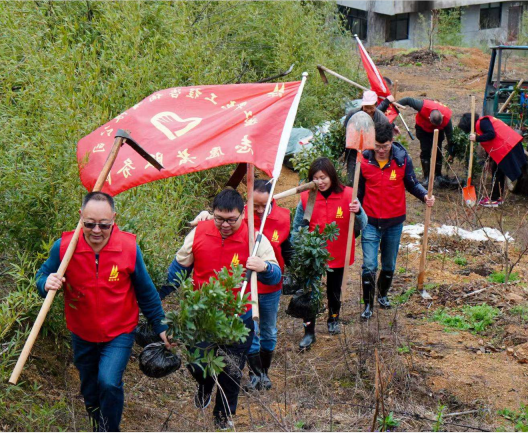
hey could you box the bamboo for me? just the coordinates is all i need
[498,78,524,113]
[246,164,259,322]
[417,129,439,299]
[9,135,125,385]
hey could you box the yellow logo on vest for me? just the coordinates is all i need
[231,254,240,267]
[108,265,120,282]
[389,170,397,181]
[336,207,344,218]
[271,230,280,243]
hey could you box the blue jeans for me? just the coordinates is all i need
[187,310,254,419]
[361,223,403,277]
[249,290,281,354]
[71,332,135,432]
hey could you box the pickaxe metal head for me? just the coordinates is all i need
[317,65,328,85]
[345,111,375,151]
[115,129,164,171]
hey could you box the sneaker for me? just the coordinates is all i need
[479,197,503,208]
[214,415,234,430]
[194,384,212,409]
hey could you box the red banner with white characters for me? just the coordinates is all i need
[77,81,302,195]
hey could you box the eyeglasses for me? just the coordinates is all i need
[213,213,241,226]
[83,221,113,230]
[374,144,391,151]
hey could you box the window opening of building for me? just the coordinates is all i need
[338,5,368,40]
[386,13,410,42]
[480,3,501,29]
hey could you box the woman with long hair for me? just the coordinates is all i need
[292,157,367,350]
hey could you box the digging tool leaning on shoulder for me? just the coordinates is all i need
[9,130,164,385]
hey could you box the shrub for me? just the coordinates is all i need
[431,303,500,333]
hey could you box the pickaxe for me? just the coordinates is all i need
[9,130,163,385]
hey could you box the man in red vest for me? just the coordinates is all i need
[458,113,527,207]
[359,123,435,319]
[384,97,456,189]
[243,179,292,392]
[36,192,170,432]
[160,189,281,430]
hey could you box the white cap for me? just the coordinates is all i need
[361,90,378,106]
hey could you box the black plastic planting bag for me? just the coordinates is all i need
[282,274,301,295]
[139,342,181,378]
[135,320,162,347]
[286,289,322,319]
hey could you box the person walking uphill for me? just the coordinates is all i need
[159,189,281,430]
[458,113,527,207]
[36,192,170,432]
[243,180,293,392]
[358,123,435,320]
[381,97,456,188]
[292,158,368,350]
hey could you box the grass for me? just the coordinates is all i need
[431,303,500,333]
[488,271,520,283]
[394,288,416,305]
[454,253,467,266]
[498,405,528,432]
[511,305,528,322]
[397,345,411,354]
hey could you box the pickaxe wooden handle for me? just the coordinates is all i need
[273,181,316,200]
[9,130,163,385]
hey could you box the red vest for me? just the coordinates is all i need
[361,156,407,220]
[60,226,139,343]
[415,100,452,132]
[245,201,290,294]
[192,220,252,311]
[476,116,523,164]
[300,187,354,269]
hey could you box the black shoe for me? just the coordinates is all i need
[361,273,375,321]
[244,352,263,392]
[259,350,273,390]
[361,304,373,320]
[299,320,316,351]
[214,414,234,431]
[327,319,341,335]
[194,384,212,409]
[420,159,431,188]
[377,270,393,309]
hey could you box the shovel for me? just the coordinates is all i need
[463,96,477,207]
[341,111,375,297]
[417,129,439,300]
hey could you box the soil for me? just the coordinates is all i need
[20,46,528,432]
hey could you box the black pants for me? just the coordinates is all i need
[490,160,505,200]
[304,267,344,323]
[187,313,254,419]
[416,124,445,175]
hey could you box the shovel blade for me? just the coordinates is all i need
[463,185,476,207]
[346,111,375,150]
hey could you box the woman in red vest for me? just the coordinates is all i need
[292,157,367,350]
[458,113,527,207]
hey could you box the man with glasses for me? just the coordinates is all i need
[160,188,280,430]
[358,123,435,320]
[36,191,170,432]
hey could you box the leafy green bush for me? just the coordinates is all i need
[289,222,340,311]
[164,265,250,377]
[431,303,500,333]
[437,8,463,46]
[454,253,467,266]
[498,405,528,432]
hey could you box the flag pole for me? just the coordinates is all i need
[240,72,308,298]
[246,163,260,322]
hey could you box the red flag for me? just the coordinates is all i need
[354,36,398,123]
[78,82,302,195]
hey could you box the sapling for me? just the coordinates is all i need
[164,264,250,377]
[286,222,339,318]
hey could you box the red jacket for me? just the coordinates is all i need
[245,201,290,294]
[476,116,523,164]
[192,219,252,311]
[360,155,407,222]
[60,226,138,343]
[415,100,452,132]
[300,187,354,269]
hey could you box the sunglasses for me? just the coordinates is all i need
[83,221,113,230]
